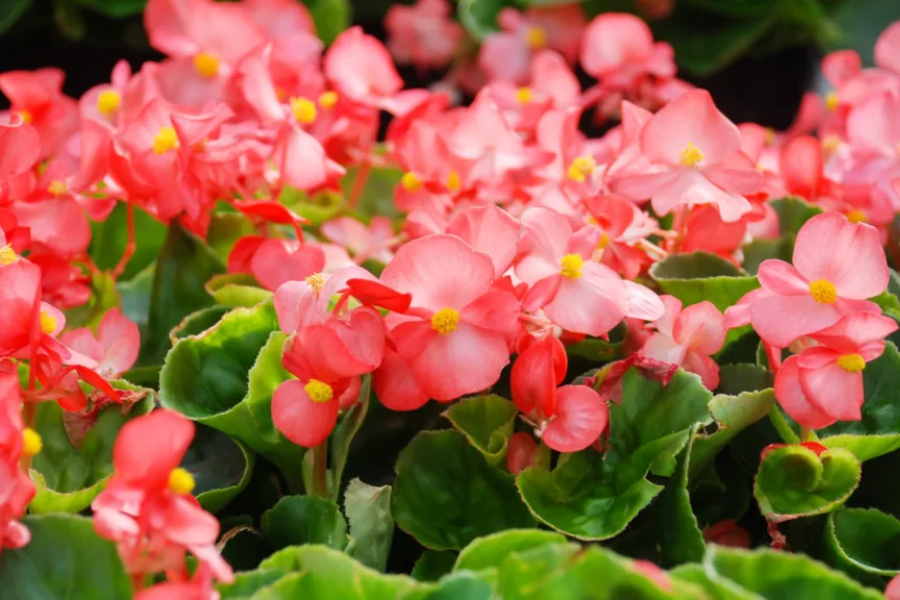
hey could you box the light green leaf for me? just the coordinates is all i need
[444,395,518,466]
[345,479,394,571]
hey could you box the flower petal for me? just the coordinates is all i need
[773,355,837,429]
[271,379,339,448]
[541,385,608,453]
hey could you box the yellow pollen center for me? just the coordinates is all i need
[40,311,57,334]
[809,279,837,304]
[764,128,776,146]
[822,135,841,154]
[680,142,704,168]
[431,307,460,335]
[97,90,121,115]
[836,353,865,373]
[825,91,838,112]
[526,26,547,49]
[597,233,611,250]
[0,244,18,266]
[152,126,179,155]
[193,52,220,78]
[305,379,334,403]
[48,179,67,196]
[567,155,596,183]
[318,91,338,109]
[516,87,533,104]
[290,97,317,124]
[846,209,867,224]
[559,253,584,279]
[401,172,422,192]
[18,110,32,124]
[446,170,461,192]
[168,467,195,495]
[22,428,42,456]
[305,272,326,293]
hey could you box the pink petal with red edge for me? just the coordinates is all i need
[543,261,628,337]
[462,291,520,333]
[750,293,840,349]
[373,348,430,411]
[792,212,889,299]
[113,409,194,488]
[272,379,339,448]
[410,322,510,402]
[542,385,608,453]
[682,351,720,389]
[774,355,837,429]
[250,239,325,292]
[799,361,864,422]
[674,301,725,355]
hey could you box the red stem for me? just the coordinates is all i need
[112,202,136,279]
[347,162,371,209]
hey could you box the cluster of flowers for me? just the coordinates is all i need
[0,0,898,595]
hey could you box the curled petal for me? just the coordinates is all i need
[541,385,608,453]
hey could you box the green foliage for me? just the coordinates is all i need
[344,479,394,571]
[443,395,518,466]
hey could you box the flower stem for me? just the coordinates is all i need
[310,441,329,498]
[112,201,136,279]
[347,162,371,209]
[768,407,800,445]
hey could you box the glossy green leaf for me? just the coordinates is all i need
[170,305,231,342]
[184,423,255,514]
[304,0,350,46]
[330,375,371,500]
[261,495,348,552]
[453,529,567,573]
[704,545,884,599]
[413,551,458,582]
[344,479,393,572]
[0,0,32,36]
[206,273,272,308]
[117,264,154,332]
[141,221,225,365]
[741,236,793,276]
[89,203,167,281]
[393,430,536,550]
[458,0,504,41]
[657,434,706,567]
[218,570,285,599]
[160,301,306,492]
[715,363,774,395]
[670,563,761,599]
[245,331,292,443]
[280,185,343,225]
[0,514,131,599]
[825,508,900,578]
[772,196,825,236]
[649,251,760,312]
[517,369,712,540]
[443,395,518,466]
[754,445,861,522]
[30,382,154,514]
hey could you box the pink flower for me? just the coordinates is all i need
[0,371,38,555]
[639,296,726,389]
[511,336,608,453]
[703,519,751,549]
[248,239,326,292]
[59,309,140,379]
[321,216,396,265]
[384,0,463,71]
[324,27,404,110]
[507,431,538,475]
[580,13,675,91]
[746,213,888,349]
[0,69,78,159]
[0,116,39,202]
[92,410,233,585]
[775,313,897,428]
[610,89,763,222]
[370,235,519,409]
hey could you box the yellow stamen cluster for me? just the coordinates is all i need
[559,253,584,279]
[526,26,547,49]
[193,52,220,78]
[809,279,837,304]
[401,172,422,192]
[822,135,841,154]
[318,91,338,109]
[446,170,461,192]
[0,244,18,266]
[48,180,67,196]
[168,467,196,495]
[516,87,534,104]
[597,233,611,250]
[305,379,334,403]
[837,353,865,373]
[846,209,867,224]
[825,91,838,112]
[152,126,179,155]
[305,272,326,293]
[431,307,460,335]
[22,428,42,456]
[290,97,317,124]
[567,155,596,183]
[40,311,57,335]
[680,142,704,168]
[18,110,32,124]
[97,90,121,116]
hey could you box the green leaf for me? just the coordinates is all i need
[184,423,255,514]
[393,430,536,550]
[63,271,120,330]
[117,264,154,332]
[413,551,458,582]
[341,165,403,220]
[160,301,306,492]
[772,196,824,236]
[141,221,225,365]
[703,545,884,599]
[74,0,145,18]
[458,0,504,41]
[218,570,285,599]
[89,203,167,281]
[246,331,292,443]
[170,305,231,342]
[206,273,273,308]
[0,514,131,599]
[825,508,900,578]
[261,495,349,552]
[817,342,900,461]
[30,382,154,514]
[453,529,567,572]
[517,369,712,540]
[330,375,371,500]
[754,445,861,522]
[444,395,518,466]
[304,0,351,46]
[0,0,31,36]
[207,212,257,263]
[344,479,394,572]
[670,563,761,600]
[657,433,706,567]
[741,236,793,276]
[649,251,760,312]
[691,387,776,477]
[715,363,774,395]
